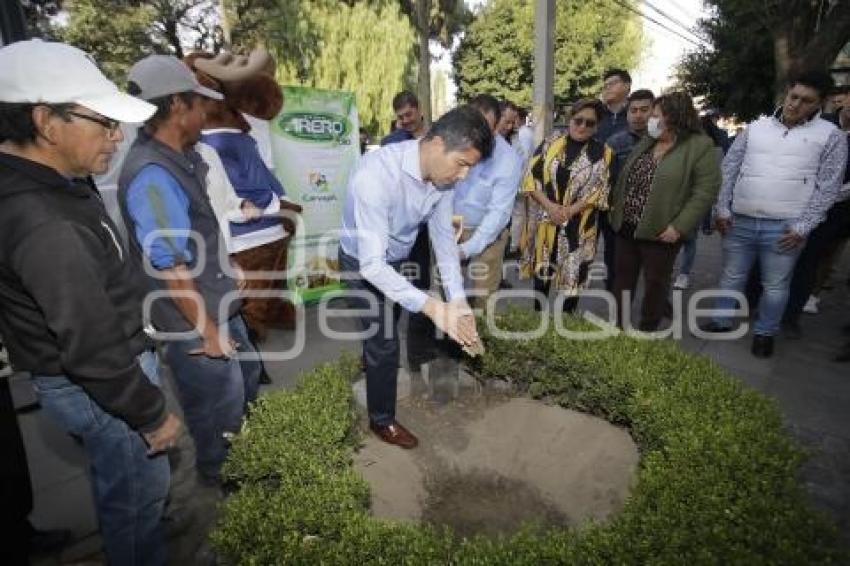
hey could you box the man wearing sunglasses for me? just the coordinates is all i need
[0,40,181,565]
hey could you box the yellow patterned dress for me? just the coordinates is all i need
[519,134,612,294]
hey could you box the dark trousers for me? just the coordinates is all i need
[339,249,403,426]
[784,199,850,324]
[405,225,441,368]
[613,234,681,331]
[600,211,617,292]
[1,377,32,565]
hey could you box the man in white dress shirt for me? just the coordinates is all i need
[338,106,493,449]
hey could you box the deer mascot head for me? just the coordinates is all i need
[184,47,283,132]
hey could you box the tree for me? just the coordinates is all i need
[224,0,320,82]
[453,0,642,109]
[274,1,417,136]
[400,0,470,123]
[20,0,63,38]
[678,0,850,121]
[57,0,227,82]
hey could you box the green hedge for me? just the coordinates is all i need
[212,310,844,564]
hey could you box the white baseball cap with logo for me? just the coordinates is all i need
[127,55,224,102]
[0,39,155,123]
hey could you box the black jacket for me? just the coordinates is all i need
[597,104,629,143]
[0,153,166,432]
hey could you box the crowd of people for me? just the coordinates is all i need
[0,36,849,564]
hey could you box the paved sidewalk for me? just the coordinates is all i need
[15,232,850,563]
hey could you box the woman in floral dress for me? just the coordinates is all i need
[519,98,613,314]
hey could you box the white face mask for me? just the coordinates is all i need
[647,116,663,139]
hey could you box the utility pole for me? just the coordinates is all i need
[532,0,554,145]
[417,0,433,124]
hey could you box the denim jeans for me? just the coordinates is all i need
[679,234,698,276]
[163,315,261,481]
[712,214,804,336]
[33,350,169,566]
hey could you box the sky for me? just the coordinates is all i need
[440,0,710,105]
[630,0,710,93]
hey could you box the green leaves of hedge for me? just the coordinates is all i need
[213,311,845,564]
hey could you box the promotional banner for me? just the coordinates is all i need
[269,86,360,304]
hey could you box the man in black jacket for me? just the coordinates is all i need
[0,40,181,566]
[597,68,632,142]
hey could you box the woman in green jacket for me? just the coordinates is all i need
[610,92,721,331]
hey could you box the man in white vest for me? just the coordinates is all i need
[705,71,847,358]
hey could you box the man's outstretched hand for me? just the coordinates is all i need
[422,298,482,352]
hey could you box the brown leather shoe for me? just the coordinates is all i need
[369,420,419,449]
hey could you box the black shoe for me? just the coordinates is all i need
[699,322,733,333]
[751,334,774,358]
[783,320,802,340]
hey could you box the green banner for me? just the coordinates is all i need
[270,86,360,304]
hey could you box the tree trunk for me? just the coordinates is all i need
[417,0,432,124]
[773,30,791,103]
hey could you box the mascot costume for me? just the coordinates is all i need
[184,48,302,341]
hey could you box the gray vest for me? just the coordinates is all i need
[118,130,240,334]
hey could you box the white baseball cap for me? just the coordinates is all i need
[0,39,155,123]
[127,55,224,102]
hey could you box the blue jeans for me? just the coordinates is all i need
[164,315,261,480]
[33,350,169,566]
[712,214,804,336]
[679,234,698,276]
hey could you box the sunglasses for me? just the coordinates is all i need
[66,111,121,135]
[571,117,597,128]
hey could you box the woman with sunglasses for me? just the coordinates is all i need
[609,92,721,331]
[519,98,612,314]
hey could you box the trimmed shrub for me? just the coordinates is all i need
[212,312,845,564]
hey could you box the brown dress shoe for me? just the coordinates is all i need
[369,421,419,449]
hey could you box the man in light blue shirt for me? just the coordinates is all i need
[339,106,493,449]
[454,94,523,308]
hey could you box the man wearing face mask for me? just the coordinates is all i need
[339,106,493,449]
[705,71,847,358]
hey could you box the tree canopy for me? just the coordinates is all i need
[274,1,416,136]
[48,0,417,135]
[453,0,643,108]
[399,0,470,122]
[677,0,850,121]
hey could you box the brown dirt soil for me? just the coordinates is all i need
[352,368,639,538]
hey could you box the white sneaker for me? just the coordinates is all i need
[802,295,820,314]
[673,274,690,290]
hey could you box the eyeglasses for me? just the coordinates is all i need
[571,117,597,128]
[603,78,623,89]
[66,111,121,135]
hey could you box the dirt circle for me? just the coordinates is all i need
[354,392,639,538]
